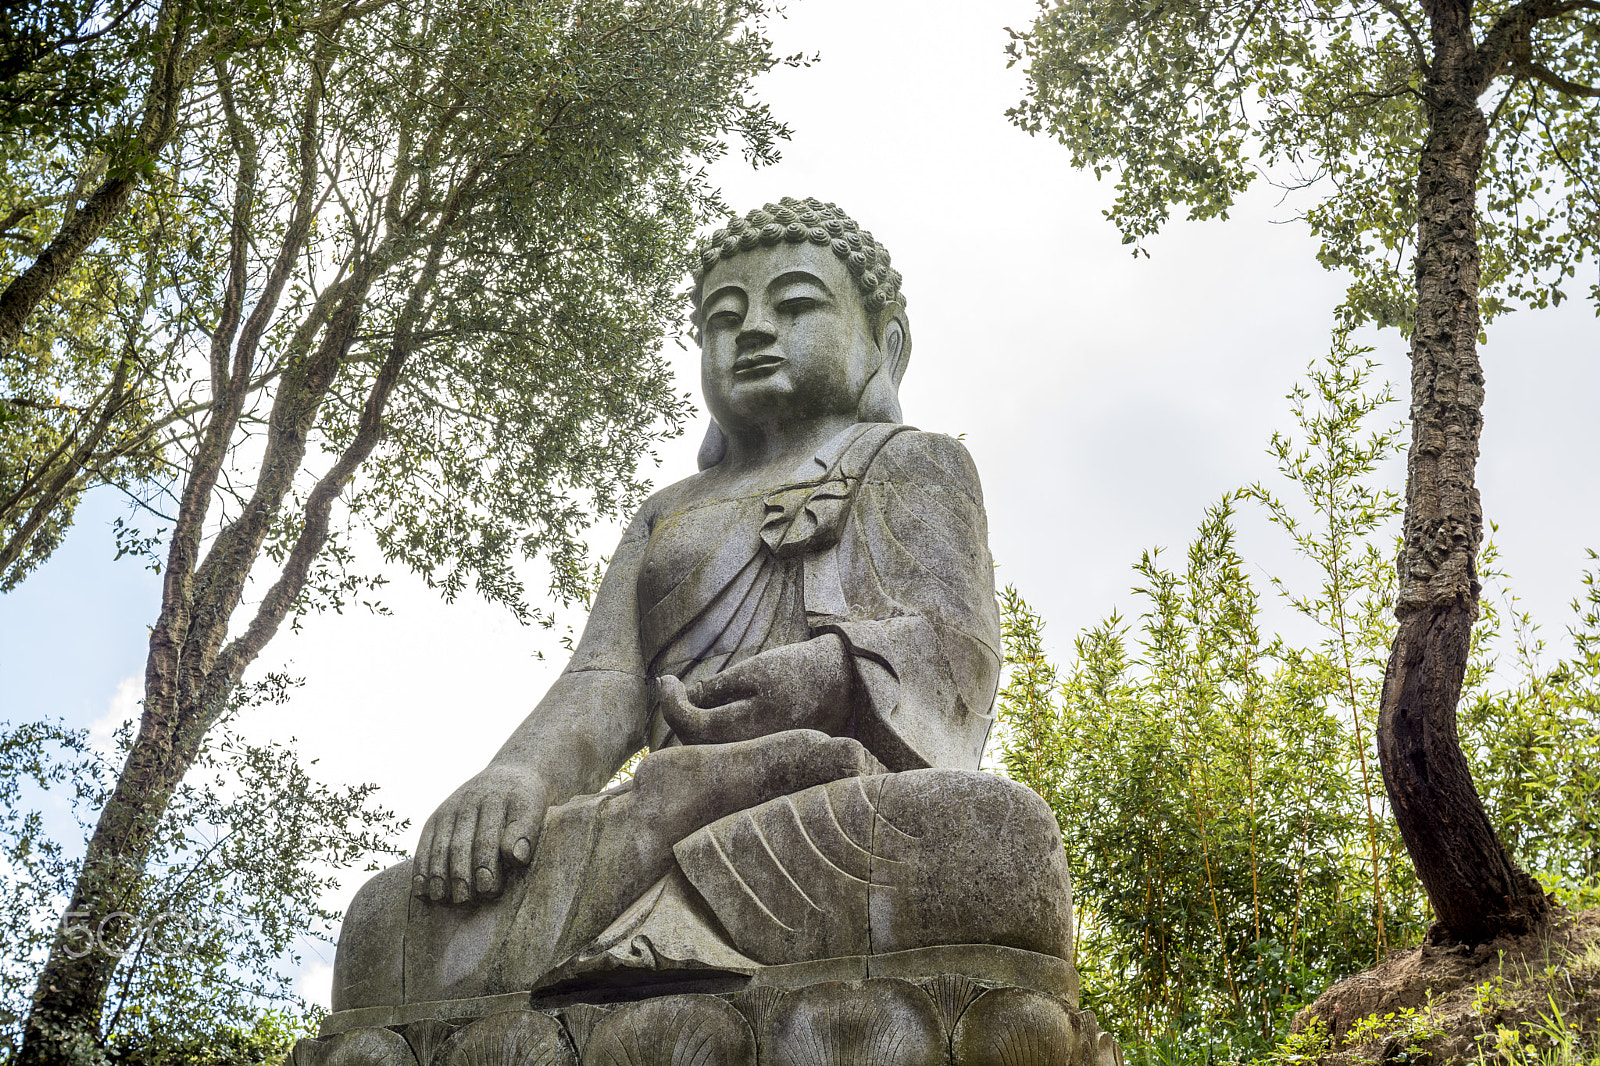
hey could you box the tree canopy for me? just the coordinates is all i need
[1006,0,1600,330]
[1,0,398,588]
[7,0,796,1058]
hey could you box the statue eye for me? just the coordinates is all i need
[777,296,818,315]
[707,308,742,330]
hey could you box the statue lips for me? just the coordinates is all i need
[732,353,784,377]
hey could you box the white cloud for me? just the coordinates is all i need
[88,675,141,755]
[295,960,334,1012]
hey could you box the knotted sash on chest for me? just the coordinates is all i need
[638,423,911,675]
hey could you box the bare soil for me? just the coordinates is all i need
[1292,908,1600,1064]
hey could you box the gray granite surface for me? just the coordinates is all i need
[329,200,1092,1058]
[296,977,1123,1065]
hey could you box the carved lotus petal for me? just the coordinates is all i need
[951,987,1084,1066]
[922,973,984,1034]
[438,1010,575,1066]
[558,1003,612,1059]
[581,994,755,1066]
[761,978,944,1066]
[403,1019,458,1065]
[290,1027,419,1066]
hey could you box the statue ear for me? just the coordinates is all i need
[858,311,910,424]
[881,315,907,384]
[697,419,727,469]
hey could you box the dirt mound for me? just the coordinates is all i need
[1290,908,1600,1064]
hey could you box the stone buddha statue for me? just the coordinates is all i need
[330,198,1076,1018]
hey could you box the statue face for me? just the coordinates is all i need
[698,241,880,434]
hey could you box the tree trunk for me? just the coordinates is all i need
[1376,0,1549,946]
[16,243,411,1059]
[17,711,209,1063]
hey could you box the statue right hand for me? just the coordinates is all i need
[412,764,549,905]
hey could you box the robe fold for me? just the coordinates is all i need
[637,422,1002,770]
[381,424,1024,1005]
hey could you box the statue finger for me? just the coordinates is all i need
[449,804,479,904]
[654,674,694,710]
[412,817,438,899]
[660,700,714,742]
[473,794,507,898]
[656,675,711,738]
[427,811,454,902]
[501,795,543,868]
[687,667,760,708]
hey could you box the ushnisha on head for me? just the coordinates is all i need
[692,197,907,335]
[691,198,911,468]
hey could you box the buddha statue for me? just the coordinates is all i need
[330,198,1076,1016]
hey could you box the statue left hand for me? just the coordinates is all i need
[657,633,853,745]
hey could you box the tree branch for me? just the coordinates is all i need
[0,0,192,353]
[1374,0,1432,75]
[1474,0,1564,94]
[207,59,259,399]
[1514,59,1600,96]
[223,47,325,402]
[0,362,137,520]
[202,181,469,705]
[0,357,134,583]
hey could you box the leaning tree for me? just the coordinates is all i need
[1006,0,1598,943]
[12,0,793,1060]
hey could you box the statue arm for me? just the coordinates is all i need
[822,431,1003,771]
[413,521,652,906]
[488,533,652,801]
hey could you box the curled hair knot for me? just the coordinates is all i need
[691,198,908,334]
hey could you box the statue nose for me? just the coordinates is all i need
[736,322,776,352]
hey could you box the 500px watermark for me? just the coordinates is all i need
[58,909,200,959]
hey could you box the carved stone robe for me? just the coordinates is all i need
[334,425,1073,1010]
[638,422,1002,769]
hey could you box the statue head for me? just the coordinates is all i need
[690,198,910,468]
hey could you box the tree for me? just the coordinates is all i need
[1,0,398,588]
[998,345,1429,1060]
[13,0,792,1059]
[0,694,400,1060]
[1004,0,1600,943]
[997,348,1600,1060]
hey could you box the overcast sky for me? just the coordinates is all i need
[1,0,1596,1011]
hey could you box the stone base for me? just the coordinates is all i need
[290,975,1124,1065]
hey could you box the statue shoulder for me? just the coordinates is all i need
[617,469,710,546]
[870,429,986,508]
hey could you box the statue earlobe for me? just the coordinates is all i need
[858,313,910,424]
[697,419,728,469]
